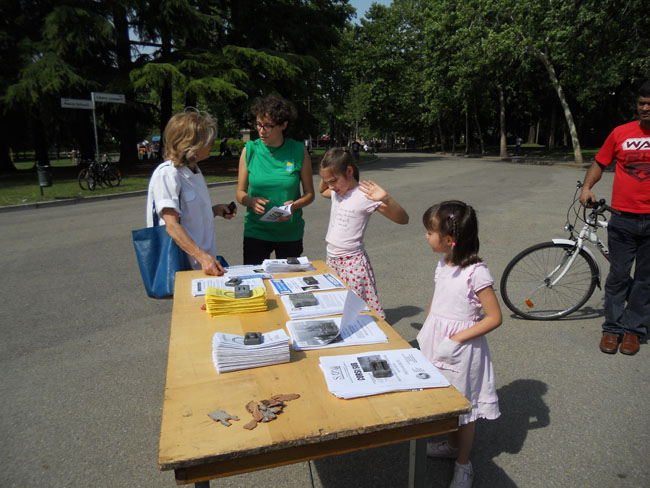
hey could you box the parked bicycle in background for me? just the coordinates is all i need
[500,181,620,320]
[78,156,122,191]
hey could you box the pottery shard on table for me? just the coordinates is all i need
[208,409,240,427]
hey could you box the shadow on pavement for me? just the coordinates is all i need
[385,305,423,325]
[311,379,549,487]
[463,379,550,487]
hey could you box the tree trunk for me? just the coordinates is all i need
[497,84,507,159]
[32,115,50,166]
[548,104,556,149]
[473,112,484,154]
[464,101,469,154]
[536,49,583,163]
[185,92,197,108]
[0,115,17,172]
[112,3,138,165]
[159,34,173,158]
[527,124,535,144]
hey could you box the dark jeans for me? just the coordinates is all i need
[243,236,303,265]
[603,212,650,337]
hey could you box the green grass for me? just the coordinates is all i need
[0,167,235,207]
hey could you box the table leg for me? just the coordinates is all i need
[408,438,427,488]
[194,481,209,488]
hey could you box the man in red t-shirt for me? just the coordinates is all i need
[580,80,650,355]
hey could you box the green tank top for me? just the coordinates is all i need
[244,138,305,241]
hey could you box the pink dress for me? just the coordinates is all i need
[417,259,500,425]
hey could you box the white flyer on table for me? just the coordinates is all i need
[262,256,314,273]
[280,290,368,319]
[285,290,385,350]
[191,277,265,296]
[224,265,272,279]
[318,348,451,399]
[270,273,345,295]
[286,315,386,351]
[260,204,292,222]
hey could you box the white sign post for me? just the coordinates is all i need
[91,92,125,161]
[60,92,125,162]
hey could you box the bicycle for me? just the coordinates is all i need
[499,181,621,320]
[77,158,122,191]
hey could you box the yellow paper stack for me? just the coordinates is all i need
[204,286,268,317]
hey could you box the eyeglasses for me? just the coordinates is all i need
[255,121,277,131]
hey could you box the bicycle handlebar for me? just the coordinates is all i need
[576,181,620,217]
[585,198,621,217]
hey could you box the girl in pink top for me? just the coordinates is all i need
[319,148,409,318]
[417,200,502,488]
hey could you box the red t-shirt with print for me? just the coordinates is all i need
[595,121,650,213]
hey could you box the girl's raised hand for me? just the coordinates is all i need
[359,180,388,203]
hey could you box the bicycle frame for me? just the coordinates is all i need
[547,192,611,288]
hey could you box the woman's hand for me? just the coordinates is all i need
[248,196,270,215]
[197,251,225,276]
[276,201,294,222]
[161,209,225,276]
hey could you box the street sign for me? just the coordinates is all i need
[92,92,126,104]
[61,98,93,109]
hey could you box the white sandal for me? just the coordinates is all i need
[426,440,459,459]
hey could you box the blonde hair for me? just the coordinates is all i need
[163,108,217,167]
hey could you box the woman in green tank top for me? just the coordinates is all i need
[236,95,315,264]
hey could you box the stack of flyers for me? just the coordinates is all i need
[212,329,291,373]
[204,286,267,317]
[262,257,313,273]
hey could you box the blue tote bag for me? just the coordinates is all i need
[132,201,189,298]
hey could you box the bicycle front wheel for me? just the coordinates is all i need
[500,242,599,320]
[78,168,94,191]
[104,166,122,187]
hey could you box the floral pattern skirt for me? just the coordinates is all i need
[327,250,385,319]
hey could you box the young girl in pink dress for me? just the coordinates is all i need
[319,148,409,318]
[417,200,502,488]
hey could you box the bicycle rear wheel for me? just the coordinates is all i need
[500,242,599,320]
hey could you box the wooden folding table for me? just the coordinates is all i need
[158,261,470,486]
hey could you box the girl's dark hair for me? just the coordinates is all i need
[250,95,298,126]
[422,200,481,268]
[320,147,359,181]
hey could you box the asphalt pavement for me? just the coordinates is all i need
[1,153,648,488]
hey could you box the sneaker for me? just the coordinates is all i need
[426,440,459,458]
[449,461,473,488]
